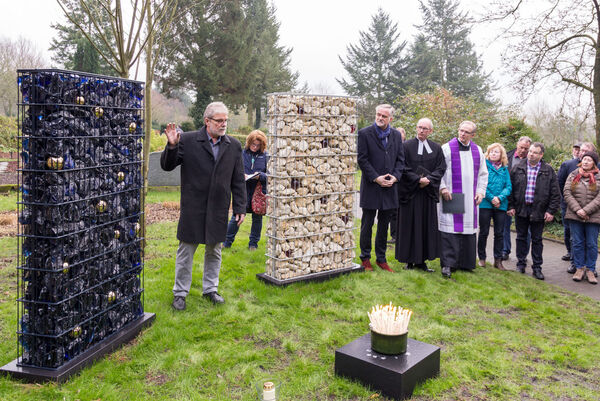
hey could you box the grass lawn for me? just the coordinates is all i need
[0,190,17,212]
[0,188,598,400]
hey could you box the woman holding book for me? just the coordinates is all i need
[477,143,511,269]
[223,130,268,250]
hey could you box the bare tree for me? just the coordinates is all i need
[0,37,46,116]
[56,0,182,239]
[483,0,600,144]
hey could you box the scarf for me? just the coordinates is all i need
[374,123,391,148]
[449,137,481,232]
[572,166,599,192]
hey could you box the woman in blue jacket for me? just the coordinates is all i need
[478,143,512,269]
[223,130,268,250]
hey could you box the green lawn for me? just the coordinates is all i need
[0,189,598,400]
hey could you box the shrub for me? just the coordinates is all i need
[0,116,18,152]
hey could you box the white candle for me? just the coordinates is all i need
[263,381,276,401]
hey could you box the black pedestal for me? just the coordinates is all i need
[0,312,155,383]
[335,333,440,400]
[257,263,363,286]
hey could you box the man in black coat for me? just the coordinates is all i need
[507,142,560,280]
[557,142,596,272]
[161,102,246,309]
[502,136,532,260]
[357,104,405,272]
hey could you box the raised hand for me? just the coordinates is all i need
[165,123,180,146]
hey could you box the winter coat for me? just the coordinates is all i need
[358,124,405,210]
[480,159,511,211]
[563,169,600,224]
[243,149,268,212]
[508,160,560,222]
[160,127,246,244]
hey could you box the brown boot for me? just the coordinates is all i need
[494,258,506,270]
[585,269,598,284]
[573,268,585,282]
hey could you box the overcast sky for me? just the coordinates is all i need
[0,1,521,106]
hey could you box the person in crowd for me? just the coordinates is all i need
[438,121,488,278]
[223,130,268,250]
[502,136,532,260]
[358,104,405,272]
[563,151,600,284]
[395,118,446,272]
[161,102,246,309]
[477,143,511,270]
[572,143,581,159]
[558,142,597,270]
[507,142,560,280]
[389,127,406,244]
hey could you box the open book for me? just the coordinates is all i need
[245,172,260,181]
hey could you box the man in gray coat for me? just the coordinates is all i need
[161,102,246,309]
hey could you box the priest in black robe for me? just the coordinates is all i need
[395,118,446,272]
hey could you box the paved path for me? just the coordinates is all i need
[484,232,600,301]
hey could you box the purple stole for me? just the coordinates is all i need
[448,137,481,232]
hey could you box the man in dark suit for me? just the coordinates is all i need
[357,104,405,272]
[502,136,532,260]
[161,102,246,310]
[507,142,560,280]
[557,142,596,272]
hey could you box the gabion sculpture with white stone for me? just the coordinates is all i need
[265,93,358,281]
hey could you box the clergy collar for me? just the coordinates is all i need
[417,138,432,155]
[458,139,471,150]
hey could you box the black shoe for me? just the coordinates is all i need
[516,265,526,274]
[501,253,509,261]
[532,268,545,280]
[416,263,435,273]
[561,253,572,261]
[405,263,414,270]
[172,296,186,310]
[441,266,451,278]
[203,291,225,304]
[567,264,577,274]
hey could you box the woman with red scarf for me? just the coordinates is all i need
[563,151,600,284]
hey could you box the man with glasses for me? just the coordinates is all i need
[438,121,488,278]
[357,104,405,272]
[395,118,446,272]
[161,101,246,309]
[507,142,560,280]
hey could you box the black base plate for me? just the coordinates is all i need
[257,263,363,286]
[335,333,440,400]
[0,312,155,383]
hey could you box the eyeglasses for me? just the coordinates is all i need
[208,118,228,125]
[417,126,431,131]
[458,128,473,135]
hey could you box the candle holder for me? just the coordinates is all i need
[370,326,408,355]
[254,378,281,401]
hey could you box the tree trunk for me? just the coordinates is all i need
[247,104,254,127]
[254,101,261,129]
[595,33,600,146]
[141,3,155,247]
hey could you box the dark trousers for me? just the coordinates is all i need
[360,208,393,263]
[389,208,398,240]
[440,232,477,270]
[561,204,571,253]
[502,214,512,255]
[224,212,263,248]
[478,208,506,260]
[515,205,545,270]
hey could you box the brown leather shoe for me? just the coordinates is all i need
[585,269,598,284]
[361,259,373,271]
[478,260,486,267]
[376,261,395,272]
[494,258,506,270]
[573,268,585,282]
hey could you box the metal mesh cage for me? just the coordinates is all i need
[16,69,145,369]
[265,93,358,281]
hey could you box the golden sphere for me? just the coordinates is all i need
[62,262,69,274]
[108,291,116,303]
[94,107,104,118]
[76,96,85,105]
[134,222,141,236]
[46,157,64,170]
[114,229,120,239]
[128,122,137,133]
[96,200,107,213]
[117,171,125,182]
[71,326,82,338]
